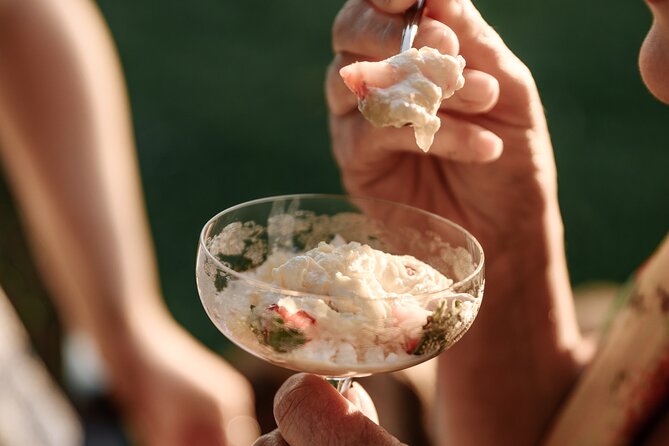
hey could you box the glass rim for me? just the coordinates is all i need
[199,193,485,300]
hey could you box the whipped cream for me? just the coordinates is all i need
[270,241,453,299]
[210,239,478,376]
[340,47,466,152]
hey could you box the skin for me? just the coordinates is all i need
[640,0,669,104]
[267,0,669,444]
[637,5,669,443]
[0,0,258,444]
[331,0,583,444]
[253,374,403,446]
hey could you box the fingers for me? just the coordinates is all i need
[333,0,458,59]
[329,0,466,117]
[333,0,404,58]
[413,18,459,56]
[396,112,503,162]
[328,63,499,119]
[333,111,502,166]
[440,68,500,114]
[252,380,381,446]
[427,0,532,83]
[331,0,536,113]
[429,0,538,116]
[326,53,359,116]
[273,374,404,446]
[368,0,416,14]
[327,36,465,117]
[327,0,531,159]
[343,382,380,424]
[432,114,503,162]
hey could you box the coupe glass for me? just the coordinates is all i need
[196,194,484,393]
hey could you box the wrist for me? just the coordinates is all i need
[486,197,580,343]
[87,297,175,398]
[434,206,583,446]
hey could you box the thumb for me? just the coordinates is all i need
[273,374,405,446]
[343,382,380,424]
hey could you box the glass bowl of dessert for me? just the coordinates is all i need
[196,194,484,388]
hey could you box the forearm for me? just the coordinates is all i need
[434,191,585,445]
[546,234,669,445]
[0,0,168,372]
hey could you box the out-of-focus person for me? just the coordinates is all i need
[0,0,259,444]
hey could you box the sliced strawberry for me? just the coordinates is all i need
[267,304,316,329]
[290,310,316,328]
[405,337,419,354]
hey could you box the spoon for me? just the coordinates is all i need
[399,0,426,53]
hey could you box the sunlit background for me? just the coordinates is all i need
[1,0,668,443]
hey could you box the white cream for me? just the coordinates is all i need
[211,240,477,376]
[273,241,452,297]
[340,47,466,151]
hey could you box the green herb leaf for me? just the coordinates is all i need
[249,307,308,353]
[412,299,465,356]
[214,270,229,292]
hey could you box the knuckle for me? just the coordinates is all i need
[509,60,535,86]
[417,20,459,55]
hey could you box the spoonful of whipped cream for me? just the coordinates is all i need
[339,1,465,152]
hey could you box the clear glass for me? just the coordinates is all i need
[196,194,484,388]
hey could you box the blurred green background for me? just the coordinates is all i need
[1,0,668,363]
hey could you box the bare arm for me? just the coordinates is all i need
[0,0,162,360]
[0,1,258,444]
[546,234,669,445]
[327,0,586,444]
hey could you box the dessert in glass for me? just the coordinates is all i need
[196,194,484,392]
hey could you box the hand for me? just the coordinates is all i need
[107,317,259,446]
[328,1,583,444]
[328,0,555,266]
[253,374,405,446]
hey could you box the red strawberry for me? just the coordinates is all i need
[405,337,419,354]
[268,304,316,329]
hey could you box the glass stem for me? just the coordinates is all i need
[325,377,353,394]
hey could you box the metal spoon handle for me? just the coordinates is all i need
[399,0,426,53]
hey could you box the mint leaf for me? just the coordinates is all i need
[412,300,464,356]
[249,307,308,353]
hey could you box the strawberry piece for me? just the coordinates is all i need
[268,304,316,329]
[405,337,419,354]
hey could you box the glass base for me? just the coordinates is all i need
[325,376,352,394]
